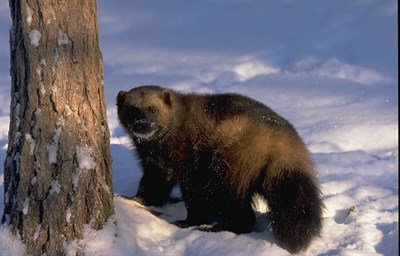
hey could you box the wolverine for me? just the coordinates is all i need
[117,85,324,254]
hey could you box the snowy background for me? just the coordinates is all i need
[0,0,398,255]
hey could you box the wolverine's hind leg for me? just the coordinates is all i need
[216,196,256,234]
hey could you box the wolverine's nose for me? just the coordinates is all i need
[132,119,155,134]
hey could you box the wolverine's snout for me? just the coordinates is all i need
[132,119,155,134]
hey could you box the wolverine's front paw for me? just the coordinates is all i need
[196,224,223,232]
[173,221,221,232]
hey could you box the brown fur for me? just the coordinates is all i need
[117,85,324,254]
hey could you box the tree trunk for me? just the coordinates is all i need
[3,0,114,255]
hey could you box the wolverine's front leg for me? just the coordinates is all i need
[173,204,217,228]
[135,161,175,207]
[173,176,218,228]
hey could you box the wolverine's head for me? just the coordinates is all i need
[117,85,174,141]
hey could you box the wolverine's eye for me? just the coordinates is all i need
[125,105,142,118]
[147,106,157,114]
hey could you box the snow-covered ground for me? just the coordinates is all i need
[0,0,398,255]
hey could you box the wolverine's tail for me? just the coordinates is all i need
[263,169,324,254]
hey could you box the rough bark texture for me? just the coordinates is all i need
[3,0,114,255]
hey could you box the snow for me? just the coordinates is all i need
[34,107,42,117]
[47,140,57,164]
[26,5,33,26]
[52,47,59,76]
[30,176,37,185]
[64,105,72,116]
[57,30,70,45]
[28,29,41,47]
[129,120,158,141]
[36,58,46,77]
[66,207,72,223]
[233,61,280,82]
[49,180,61,195]
[310,58,393,85]
[0,116,8,141]
[64,216,118,256]
[0,227,26,255]
[22,197,29,215]
[76,146,95,170]
[24,133,36,156]
[72,169,82,190]
[73,146,96,189]
[47,117,63,164]
[132,129,157,141]
[33,224,41,241]
[0,1,398,255]
[14,103,21,129]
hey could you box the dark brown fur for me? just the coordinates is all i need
[117,85,324,254]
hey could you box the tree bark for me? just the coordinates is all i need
[3,0,114,255]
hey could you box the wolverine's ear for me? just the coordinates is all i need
[161,89,173,107]
[117,91,126,106]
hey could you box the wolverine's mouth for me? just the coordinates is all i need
[128,119,158,140]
